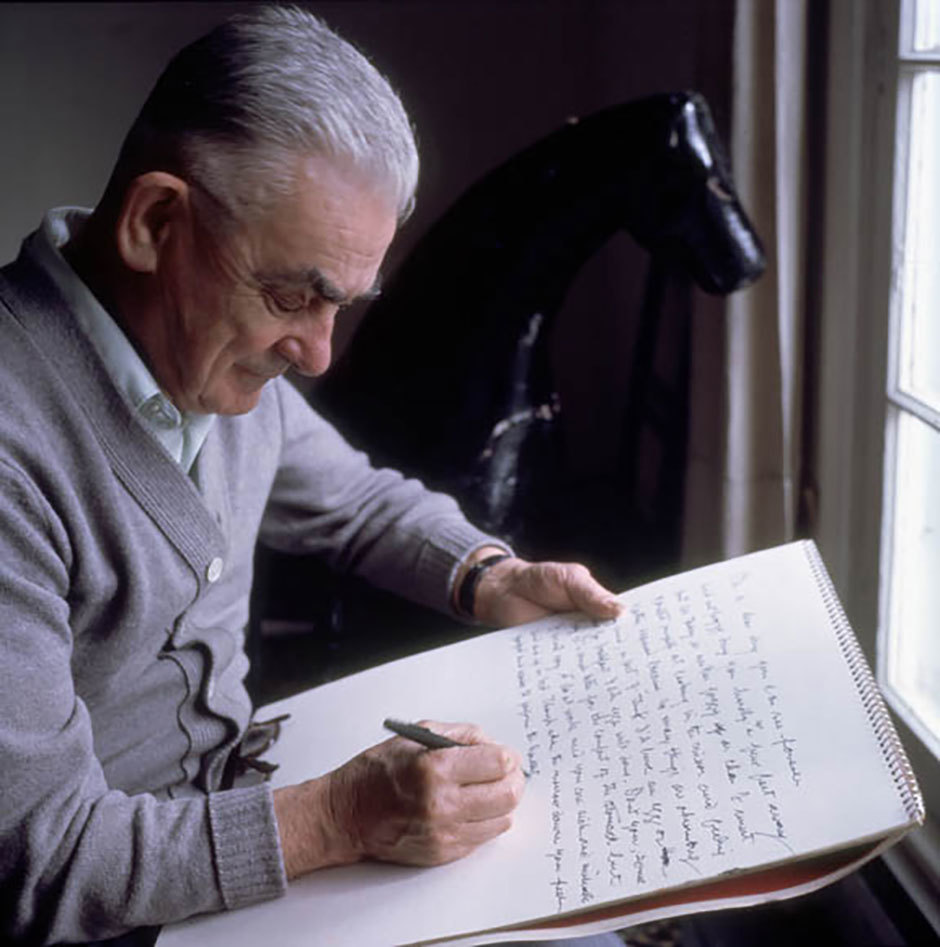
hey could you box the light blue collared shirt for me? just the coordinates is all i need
[33,207,214,473]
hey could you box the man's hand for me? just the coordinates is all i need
[463,547,622,627]
[273,722,524,879]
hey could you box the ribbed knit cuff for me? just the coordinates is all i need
[207,783,287,910]
[412,519,513,617]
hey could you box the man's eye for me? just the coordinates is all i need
[264,290,307,314]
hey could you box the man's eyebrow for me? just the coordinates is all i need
[256,267,383,306]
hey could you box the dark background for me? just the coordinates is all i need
[0,0,734,491]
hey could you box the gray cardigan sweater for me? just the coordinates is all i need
[0,239,495,943]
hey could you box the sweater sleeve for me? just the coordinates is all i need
[259,380,509,615]
[0,461,286,945]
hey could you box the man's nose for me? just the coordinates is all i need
[274,308,336,377]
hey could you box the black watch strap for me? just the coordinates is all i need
[457,553,512,618]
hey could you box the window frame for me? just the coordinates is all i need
[815,0,939,928]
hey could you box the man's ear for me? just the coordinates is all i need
[115,171,190,274]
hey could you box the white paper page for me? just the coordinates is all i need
[160,541,915,947]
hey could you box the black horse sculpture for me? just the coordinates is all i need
[313,91,764,568]
[249,92,764,694]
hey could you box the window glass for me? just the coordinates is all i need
[884,409,940,756]
[897,69,940,409]
[913,0,940,50]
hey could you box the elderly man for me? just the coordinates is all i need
[0,7,624,946]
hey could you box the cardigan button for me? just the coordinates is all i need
[206,557,223,583]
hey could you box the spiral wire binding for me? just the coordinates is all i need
[801,540,924,823]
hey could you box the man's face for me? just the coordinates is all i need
[150,156,397,415]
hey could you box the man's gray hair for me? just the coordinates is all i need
[113,5,418,223]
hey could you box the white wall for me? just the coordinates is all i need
[0,3,249,261]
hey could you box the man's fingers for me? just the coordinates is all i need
[457,771,525,821]
[557,563,622,619]
[408,721,522,784]
[417,720,487,746]
[378,739,522,865]
[305,723,527,871]
[519,562,621,619]
[440,742,519,784]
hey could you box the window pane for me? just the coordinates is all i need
[883,409,940,755]
[897,69,940,409]
[913,0,940,51]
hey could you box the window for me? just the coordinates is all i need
[817,0,940,928]
[883,0,940,768]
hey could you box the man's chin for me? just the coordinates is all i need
[201,365,287,414]
[196,383,267,416]
[212,389,266,415]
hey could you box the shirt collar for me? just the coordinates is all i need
[31,207,214,471]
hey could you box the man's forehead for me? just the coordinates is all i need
[240,156,398,304]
